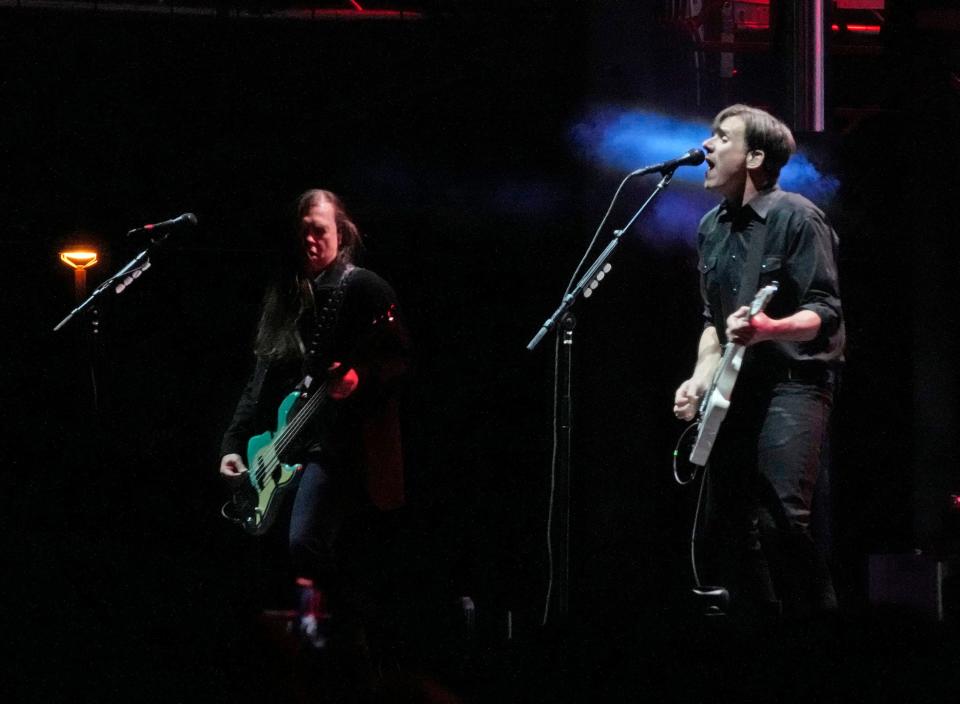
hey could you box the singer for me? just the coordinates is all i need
[218,189,411,666]
[673,105,844,623]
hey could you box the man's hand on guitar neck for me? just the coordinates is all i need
[726,306,769,346]
[219,453,249,487]
[726,306,822,346]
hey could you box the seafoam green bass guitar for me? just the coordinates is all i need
[230,378,332,535]
[227,304,397,535]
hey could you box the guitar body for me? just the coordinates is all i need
[237,391,305,536]
[689,346,745,466]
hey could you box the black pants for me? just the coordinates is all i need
[704,378,837,619]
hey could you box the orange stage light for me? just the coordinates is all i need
[60,250,99,269]
[60,248,99,300]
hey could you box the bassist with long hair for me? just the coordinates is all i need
[219,188,411,653]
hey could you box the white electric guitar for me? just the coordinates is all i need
[688,282,779,467]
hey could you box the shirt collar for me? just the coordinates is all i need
[719,184,782,221]
[312,259,350,289]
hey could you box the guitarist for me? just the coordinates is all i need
[219,189,411,649]
[673,105,844,623]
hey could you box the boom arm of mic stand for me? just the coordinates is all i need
[526,170,675,351]
[53,231,172,332]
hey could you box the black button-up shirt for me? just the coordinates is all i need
[697,186,844,370]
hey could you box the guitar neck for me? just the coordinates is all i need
[717,340,743,375]
[273,383,329,457]
[273,306,395,456]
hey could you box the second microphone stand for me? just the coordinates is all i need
[53,231,169,333]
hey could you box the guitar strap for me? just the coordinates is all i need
[735,218,767,309]
[302,264,356,381]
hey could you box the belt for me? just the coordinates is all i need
[742,363,836,388]
[771,364,837,388]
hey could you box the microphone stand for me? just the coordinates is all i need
[527,169,677,625]
[53,231,169,333]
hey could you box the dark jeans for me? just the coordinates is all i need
[289,461,380,673]
[704,378,837,619]
[289,461,364,589]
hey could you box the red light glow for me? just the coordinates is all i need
[836,1,884,8]
[846,23,882,34]
[350,0,363,9]
[292,8,422,20]
[831,23,882,34]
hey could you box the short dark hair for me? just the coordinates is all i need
[712,104,796,182]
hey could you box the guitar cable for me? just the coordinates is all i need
[672,422,709,588]
[688,462,709,589]
[671,421,700,486]
[541,332,562,626]
[220,498,244,524]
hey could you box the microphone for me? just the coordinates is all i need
[630,149,705,177]
[126,212,198,237]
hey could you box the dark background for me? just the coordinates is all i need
[4,1,960,701]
